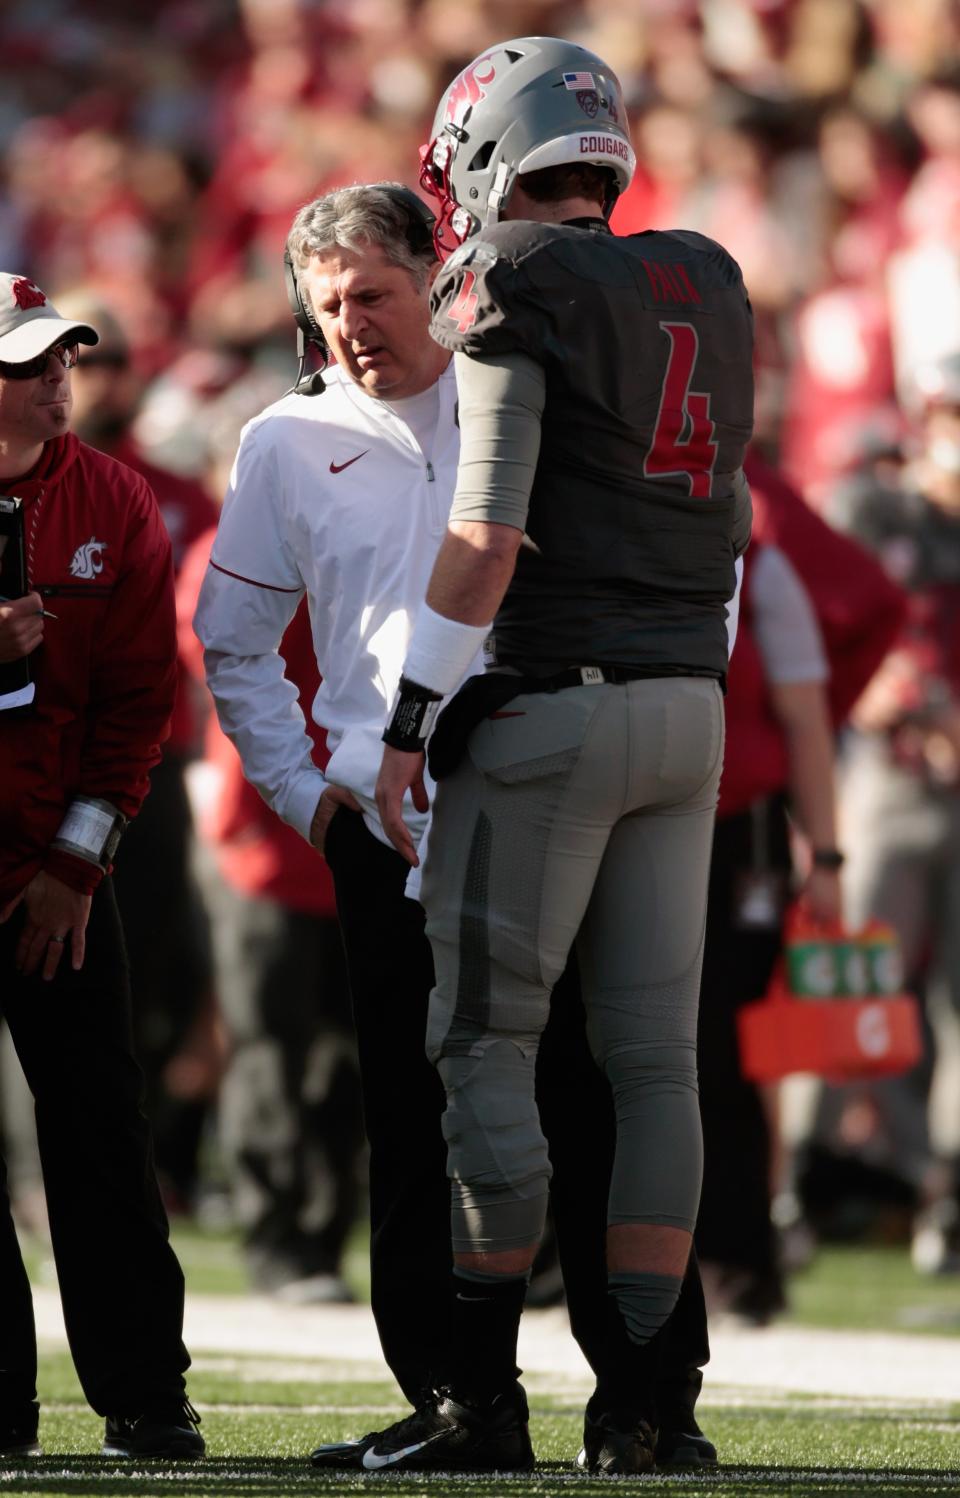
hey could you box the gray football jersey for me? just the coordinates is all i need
[430,220,754,676]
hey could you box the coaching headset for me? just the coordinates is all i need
[283,183,437,396]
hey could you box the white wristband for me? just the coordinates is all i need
[52,796,126,869]
[403,603,491,697]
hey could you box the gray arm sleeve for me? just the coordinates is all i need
[751,545,828,684]
[732,466,752,558]
[449,350,546,530]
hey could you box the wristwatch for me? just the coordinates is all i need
[811,847,845,870]
[51,796,127,871]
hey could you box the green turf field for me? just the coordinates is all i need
[4,1367,959,1498]
[4,1226,958,1497]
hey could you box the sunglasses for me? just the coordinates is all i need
[0,342,80,381]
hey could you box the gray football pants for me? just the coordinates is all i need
[420,676,724,1258]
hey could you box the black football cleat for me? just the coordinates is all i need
[0,1402,42,1458]
[576,1408,657,1476]
[102,1397,204,1460]
[656,1418,718,1470]
[310,1384,534,1472]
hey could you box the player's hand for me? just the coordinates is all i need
[798,867,843,927]
[309,784,363,856]
[0,871,92,980]
[0,592,44,662]
[375,747,429,867]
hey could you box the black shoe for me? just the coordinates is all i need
[310,1385,534,1472]
[656,1419,718,1470]
[102,1397,204,1460]
[576,1410,657,1476]
[0,1402,41,1458]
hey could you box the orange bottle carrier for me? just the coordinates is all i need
[737,911,922,1083]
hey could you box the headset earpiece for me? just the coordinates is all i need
[283,247,328,358]
[283,245,330,396]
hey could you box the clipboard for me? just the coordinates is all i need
[0,496,36,712]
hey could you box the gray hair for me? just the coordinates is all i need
[286,183,435,291]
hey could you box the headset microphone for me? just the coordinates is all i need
[295,367,328,397]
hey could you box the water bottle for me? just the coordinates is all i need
[784,908,838,998]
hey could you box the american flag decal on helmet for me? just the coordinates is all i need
[563,71,596,90]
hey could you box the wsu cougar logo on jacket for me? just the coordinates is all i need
[69,536,108,578]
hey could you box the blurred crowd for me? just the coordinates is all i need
[3,0,960,1316]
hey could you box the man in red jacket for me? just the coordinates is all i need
[62,296,220,1210]
[0,273,203,1460]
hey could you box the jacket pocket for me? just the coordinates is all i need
[32,586,113,702]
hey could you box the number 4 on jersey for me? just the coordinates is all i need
[644,321,718,499]
[446,271,479,334]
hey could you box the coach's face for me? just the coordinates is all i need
[0,346,73,454]
[302,243,449,400]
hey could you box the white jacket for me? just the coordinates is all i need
[195,361,461,851]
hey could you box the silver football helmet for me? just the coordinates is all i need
[420,36,635,254]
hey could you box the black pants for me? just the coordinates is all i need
[112,753,212,1204]
[325,808,707,1406]
[696,799,791,1277]
[211,884,364,1283]
[0,880,190,1415]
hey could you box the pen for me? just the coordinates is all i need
[0,593,59,620]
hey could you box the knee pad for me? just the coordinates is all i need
[437,1039,551,1255]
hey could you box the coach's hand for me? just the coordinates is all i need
[0,592,44,662]
[376,747,429,867]
[0,871,91,980]
[309,784,363,857]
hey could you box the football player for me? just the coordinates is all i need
[375,35,754,1474]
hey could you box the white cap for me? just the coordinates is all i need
[0,273,99,363]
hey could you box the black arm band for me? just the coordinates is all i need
[382,675,444,753]
[812,847,845,870]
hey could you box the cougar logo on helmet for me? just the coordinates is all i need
[444,53,500,128]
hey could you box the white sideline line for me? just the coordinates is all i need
[1,1466,955,1489]
[31,1290,960,1405]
